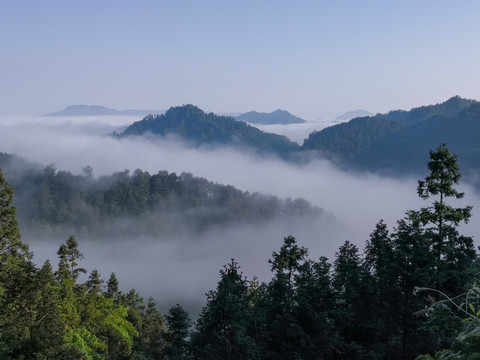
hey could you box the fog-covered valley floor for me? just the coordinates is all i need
[1,114,479,316]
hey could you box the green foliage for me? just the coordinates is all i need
[0,169,27,259]
[415,283,480,360]
[163,304,192,359]
[190,259,259,359]
[0,159,321,240]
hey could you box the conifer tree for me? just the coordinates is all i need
[190,259,258,359]
[414,143,475,295]
[163,304,192,359]
[263,236,308,359]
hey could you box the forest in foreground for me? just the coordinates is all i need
[0,144,479,359]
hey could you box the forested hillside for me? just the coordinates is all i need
[116,104,300,158]
[0,144,478,359]
[302,116,406,161]
[301,96,480,180]
[0,152,322,239]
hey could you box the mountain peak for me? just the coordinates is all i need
[235,109,306,125]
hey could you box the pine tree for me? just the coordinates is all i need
[262,236,308,360]
[190,259,258,359]
[414,143,475,294]
[163,304,192,360]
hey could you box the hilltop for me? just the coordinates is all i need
[116,104,300,158]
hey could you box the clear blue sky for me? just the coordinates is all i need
[1,1,480,118]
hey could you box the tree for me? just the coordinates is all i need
[392,215,437,358]
[294,256,339,359]
[105,272,120,301]
[56,235,87,282]
[262,236,308,359]
[414,143,475,295]
[190,259,258,359]
[163,304,192,359]
[362,220,400,358]
[416,143,472,230]
[332,241,370,358]
[135,298,166,359]
[0,170,36,358]
[0,169,27,261]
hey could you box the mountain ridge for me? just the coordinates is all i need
[235,109,306,124]
[336,110,374,121]
[44,104,165,117]
[116,104,301,158]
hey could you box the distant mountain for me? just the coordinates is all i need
[336,110,374,121]
[44,105,164,117]
[301,96,480,180]
[116,104,300,158]
[235,109,306,124]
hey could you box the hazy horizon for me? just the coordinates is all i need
[2,2,480,119]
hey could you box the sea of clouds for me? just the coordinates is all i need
[1,114,478,315]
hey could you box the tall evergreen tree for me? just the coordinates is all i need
[163,304,192,360]
[190,259,258,360]
[414,143,475,295]
[262,236,308,360]
[332,241,368,358]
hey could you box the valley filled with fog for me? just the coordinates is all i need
[1,114,479,315]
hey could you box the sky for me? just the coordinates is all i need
[2,1,480,119]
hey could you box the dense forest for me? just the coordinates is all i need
[0,144,479,359]
[0,152,321,240]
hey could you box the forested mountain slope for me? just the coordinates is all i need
[0,153,323,239]
[116,104,300,158]
[301,96,480,180]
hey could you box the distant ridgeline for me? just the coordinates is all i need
[0,153,323,239]
[235,109,306,124]
[44,104,164,117]
[115,104,301,158]
[114,98,480,185]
